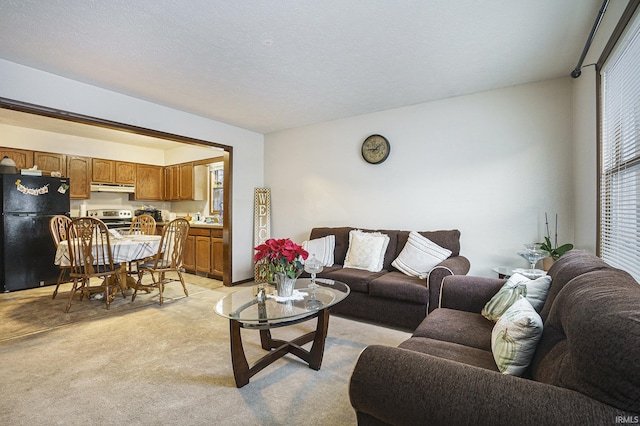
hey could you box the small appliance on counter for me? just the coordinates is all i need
[134,207,163,222]
[86,209,133,229]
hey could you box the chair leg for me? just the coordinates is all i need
[64,278,82,313]
[177,270,189,298]
[52,269,66,299]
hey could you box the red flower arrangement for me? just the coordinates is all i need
[254,238,309,280]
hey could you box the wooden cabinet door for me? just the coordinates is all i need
[211,237,224,279]
[33,152,65,175]
[195,236,212,274]
[134,164,164,201]
[0,148,33,170]
[179,163,193,200]
[67,156,91,199]
[92,158,114,183]
[182,235,196,272]
[164,165,180,201]
[115,161,135,184]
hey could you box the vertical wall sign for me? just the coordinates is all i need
[253,188,271,282]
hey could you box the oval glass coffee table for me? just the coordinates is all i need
[214,277,350,387]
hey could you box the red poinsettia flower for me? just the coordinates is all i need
[254,238,308,279]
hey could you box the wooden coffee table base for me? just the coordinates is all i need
[229,308,330,388]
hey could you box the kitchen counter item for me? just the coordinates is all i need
[0,156,18,174]
[134,208,162,222]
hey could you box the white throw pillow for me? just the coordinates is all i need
[491,296,544,376]
[302,235,335,266]
[391,231,452,279]
[482,273,552,322]
[344,230,390,272]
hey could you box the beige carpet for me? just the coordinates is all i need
[0,275,411,426]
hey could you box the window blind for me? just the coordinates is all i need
[600,10,640,283]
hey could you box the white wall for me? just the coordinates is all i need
[0,59,264,283]
[265,78,574,277]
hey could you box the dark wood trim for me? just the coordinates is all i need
[595,1,640,257]
[0,96,235,287]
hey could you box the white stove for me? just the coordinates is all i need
[86,209,133,229]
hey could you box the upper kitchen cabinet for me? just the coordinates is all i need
[67,156,91,199]
[164,162,206,201]
[33,152,66,175]
[115,161,136,184]
[132,164,164,201]
[179,163,194,200]
[92,159,136,184]
[92,158,115,183]
[0,148,33,170]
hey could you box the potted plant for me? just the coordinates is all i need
[539,213,574,270]
[254,238,308,297]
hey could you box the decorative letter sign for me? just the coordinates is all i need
[254,188,271,283]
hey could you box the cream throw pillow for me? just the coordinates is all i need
[482,273,552,322]
[491,296,544,376]
[302,235,335,266]
[392,231,452,279]
[344,230,390,272]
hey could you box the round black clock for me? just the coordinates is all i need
[361,134,390,164]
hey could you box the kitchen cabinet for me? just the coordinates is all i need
[179,163,193,200]
[195,232,211,274]
[0,148,33,170]
[92,158,115,183]
[67,156,91,199]
[183,235,196,272]
[115,161,136,184]
[92,159,136,184]
[33,152,65,175]
[164,165,180,201]
[211,230,224,278]
[133,164,164,201]
[160,225,223,279]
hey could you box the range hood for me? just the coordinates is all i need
[90,182,136,193]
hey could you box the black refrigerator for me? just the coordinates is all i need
[0,174,71,292]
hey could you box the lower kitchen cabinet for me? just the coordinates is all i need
[158,225,223,279]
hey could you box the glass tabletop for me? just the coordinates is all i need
[214,278,350,324]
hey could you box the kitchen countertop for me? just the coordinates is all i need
[157,221,223,229]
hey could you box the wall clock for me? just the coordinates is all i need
[361,134,390,164]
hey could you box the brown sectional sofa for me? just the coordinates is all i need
[349,250,640,425]
[307,227,470,330]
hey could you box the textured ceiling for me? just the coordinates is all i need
[0,0,602,134]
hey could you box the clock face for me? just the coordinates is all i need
[361,134,390,164]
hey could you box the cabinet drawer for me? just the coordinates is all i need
[189,228,211,237]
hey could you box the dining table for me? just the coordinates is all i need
[54,232,162,290]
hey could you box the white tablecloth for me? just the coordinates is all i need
[55,235,161,267]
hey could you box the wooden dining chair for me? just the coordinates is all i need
[128,214,157,235]
[65,217,125,313]
[132,218,190,305]
[126,214,158,279]
[49,215,72,299]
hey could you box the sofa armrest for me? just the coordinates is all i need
[438,275,505,313]
[349,345,628,426]
[426,256,470,313]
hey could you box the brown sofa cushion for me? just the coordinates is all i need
[321,267,385,293]
[540,250,611,321]
[399,337,498,371]
[412,308,494,352]
[368,271,428,304]
[531,268,640,412]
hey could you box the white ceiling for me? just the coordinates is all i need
[0,0,602,135]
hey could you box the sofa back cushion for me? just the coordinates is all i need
[539,250,611,321]
[529,266,640,412]
[310,227,461,271]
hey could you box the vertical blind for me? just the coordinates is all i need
[600,9,640,283]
